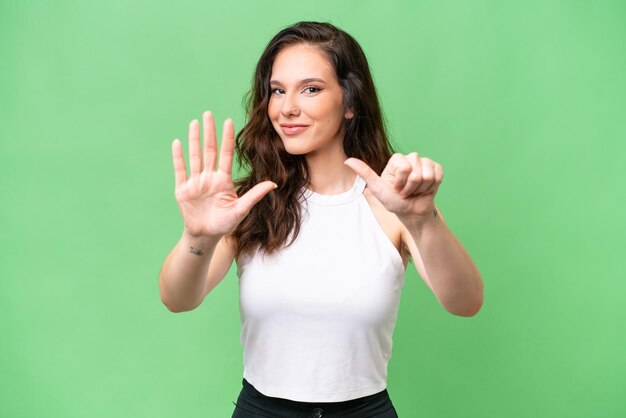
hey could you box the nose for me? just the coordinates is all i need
[280,92,300,117]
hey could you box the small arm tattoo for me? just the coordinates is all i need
[189,246,204,256]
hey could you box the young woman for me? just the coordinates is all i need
[159,21,483,418]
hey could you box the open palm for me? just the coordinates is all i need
[172,111,276,239]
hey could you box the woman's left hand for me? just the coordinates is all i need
[345,153,443,223]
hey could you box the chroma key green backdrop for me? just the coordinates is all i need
[1,1,625,417]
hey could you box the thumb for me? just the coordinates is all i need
[234,181,277,218]
[344,158,384,196]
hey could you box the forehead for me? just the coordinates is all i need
[270,44,336,82]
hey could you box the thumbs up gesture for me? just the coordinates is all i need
[345,153,443,223]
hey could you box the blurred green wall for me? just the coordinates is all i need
[1,1,625,417]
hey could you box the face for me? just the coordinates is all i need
[268,43,353,157]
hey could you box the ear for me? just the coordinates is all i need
[344,108,354,120]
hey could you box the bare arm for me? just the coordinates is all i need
[346,153,483,317]
[158,111,275,313]
[401,207,483,316]
[159,233,235,313]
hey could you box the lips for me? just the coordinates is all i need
[280,124,309,136]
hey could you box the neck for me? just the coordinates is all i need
[305,141,357,195]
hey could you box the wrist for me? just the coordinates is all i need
[398,207,440,230]
[181,230,222,249]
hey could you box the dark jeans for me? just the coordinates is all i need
[231,378,399,418]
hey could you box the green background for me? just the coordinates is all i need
[2,1,625,417]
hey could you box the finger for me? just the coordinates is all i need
[390,154,412,192]
[430,162,444,194]
[203,111,217,172]
[415,158,435,194]
[172,139,187,187]
[344,157,384,196]
[188,119,201,177]
[234,181,278,218]
[218,118,235,175]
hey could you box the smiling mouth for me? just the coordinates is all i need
[280,125,309,135]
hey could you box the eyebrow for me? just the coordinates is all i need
[269,78,327,85]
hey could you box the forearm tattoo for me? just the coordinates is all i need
[189,246,204,256]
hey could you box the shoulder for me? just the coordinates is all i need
[362,188,411,266]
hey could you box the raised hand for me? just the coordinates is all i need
[172,111,276,239]
[344,153,443,222]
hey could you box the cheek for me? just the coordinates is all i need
[307,99,342,122]
[318,100,346,127]
[267,99,278,119]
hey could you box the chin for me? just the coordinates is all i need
[281,144,310,155]
[279,137,311,155]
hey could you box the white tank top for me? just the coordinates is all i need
[236,175,406,402]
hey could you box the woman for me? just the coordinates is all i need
[159,21,483,418]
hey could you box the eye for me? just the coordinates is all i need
[271,88,285,95]
[302,86,321,94]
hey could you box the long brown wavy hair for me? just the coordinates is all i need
[233,21,395,257]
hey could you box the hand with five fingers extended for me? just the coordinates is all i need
[345,153,444,223]
[172,111,277,239]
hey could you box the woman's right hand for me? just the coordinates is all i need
[171,111,276,240]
